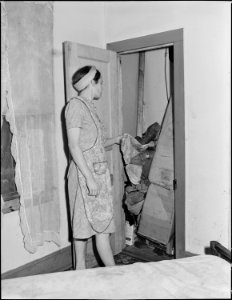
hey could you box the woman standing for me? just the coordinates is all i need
[65,65,121,270]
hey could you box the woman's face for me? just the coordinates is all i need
[93,77,103,99]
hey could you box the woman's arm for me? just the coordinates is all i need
[104,136,122,149]
[67,127,99,196]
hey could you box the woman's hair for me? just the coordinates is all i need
[72,66,101,89]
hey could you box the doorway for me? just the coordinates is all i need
[107,29,185,259]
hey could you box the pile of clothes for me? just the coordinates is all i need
[120,122,161,226]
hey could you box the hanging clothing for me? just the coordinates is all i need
[121,133,145,184]
[135,122,160,145]
[65,96,115,238]
[121,133,156,184]
[121,129,159,220]
[121,133,145,164]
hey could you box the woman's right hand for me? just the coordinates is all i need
[86,176,99,196]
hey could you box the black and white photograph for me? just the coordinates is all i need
[1,1,231,299]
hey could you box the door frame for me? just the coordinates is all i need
[107,28,185,258]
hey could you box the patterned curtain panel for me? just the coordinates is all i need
[1,1,60,253]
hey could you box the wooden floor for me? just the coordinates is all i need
[118,236,196,264]
[121,245,172,262]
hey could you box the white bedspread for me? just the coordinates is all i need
[2,255,230,299]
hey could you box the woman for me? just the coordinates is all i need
[65,65,121,270]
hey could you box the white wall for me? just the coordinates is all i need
[105,1,231,254]
[1,1,105,274]
[1,212,59,273]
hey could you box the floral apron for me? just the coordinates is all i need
[71,97,114,233]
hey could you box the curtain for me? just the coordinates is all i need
[1,1,60,253]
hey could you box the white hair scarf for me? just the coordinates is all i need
[74,66,97,92]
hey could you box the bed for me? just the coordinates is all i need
[2,253,230,299]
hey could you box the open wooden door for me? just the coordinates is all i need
[63,42,125,258]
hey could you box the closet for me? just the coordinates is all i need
[120,47,175,255]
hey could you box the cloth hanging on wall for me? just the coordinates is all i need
[1,2,60,253]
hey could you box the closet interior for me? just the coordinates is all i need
[120,46,175,258]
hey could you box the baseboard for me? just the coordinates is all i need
[1,245,73,280]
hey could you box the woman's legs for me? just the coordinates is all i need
[73,234,115,269]
[73,239,88,270]
[95,233,115,267]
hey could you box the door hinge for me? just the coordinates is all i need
[173,179,177,190]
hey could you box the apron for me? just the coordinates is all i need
[69,97,114,233]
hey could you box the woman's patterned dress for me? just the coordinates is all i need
[65,96,115,238]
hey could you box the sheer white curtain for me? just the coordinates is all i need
[1,1,60,253]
